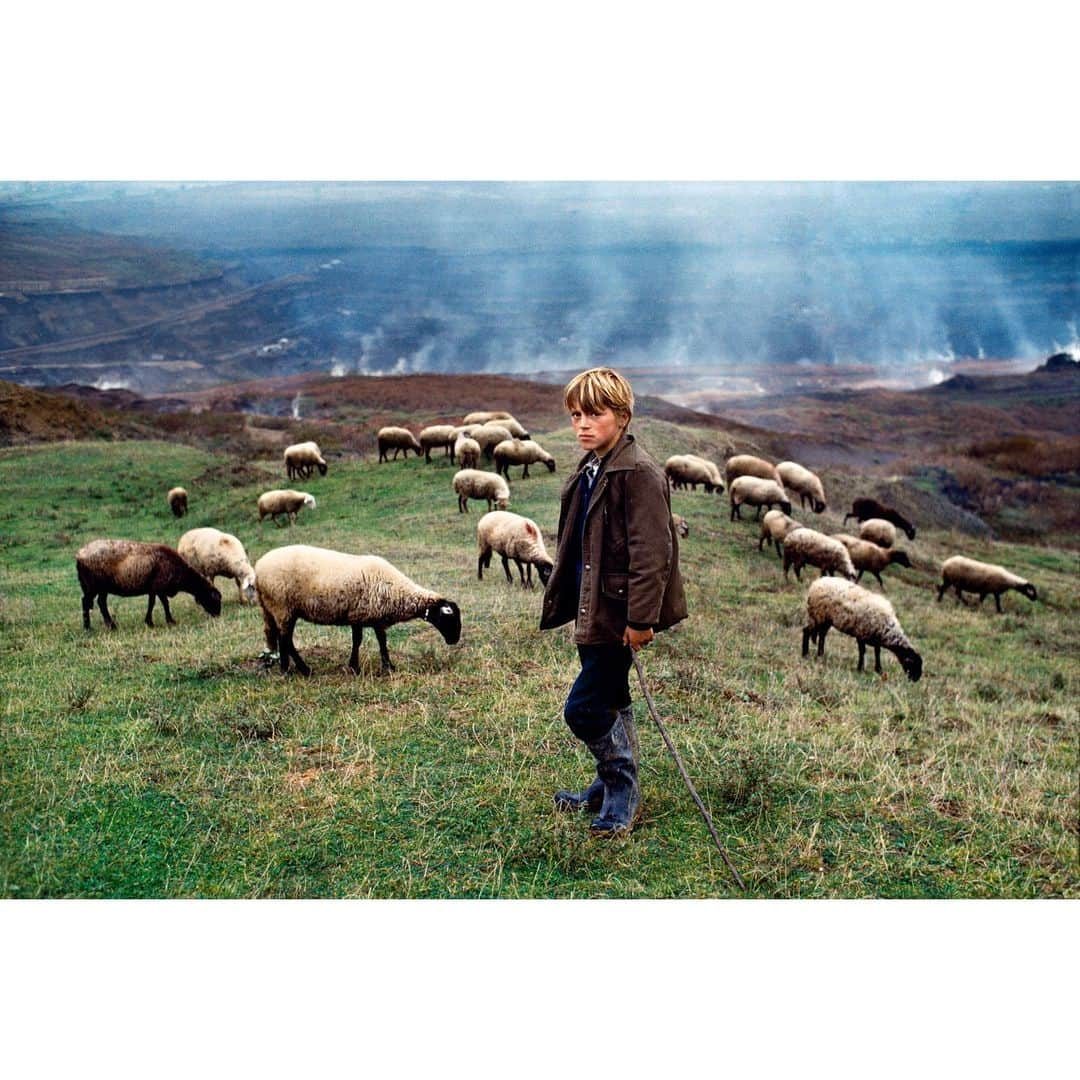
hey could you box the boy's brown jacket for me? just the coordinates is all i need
[540,431,687,644]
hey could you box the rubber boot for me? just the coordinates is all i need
[586,710,640,837]
[553,706,637,813]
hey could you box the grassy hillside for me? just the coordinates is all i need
[0,421,1076,897]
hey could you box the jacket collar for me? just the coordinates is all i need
[572,431,637,478]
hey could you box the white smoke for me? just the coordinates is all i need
[291,393,302,419]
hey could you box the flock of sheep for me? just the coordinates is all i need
[664,452,1039,681]
[76,411,1039,685]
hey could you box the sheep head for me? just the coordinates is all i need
[425,600,462,645]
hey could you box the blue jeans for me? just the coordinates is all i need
[563,644,633,742]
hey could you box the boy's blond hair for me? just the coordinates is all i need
[563,367,635,420]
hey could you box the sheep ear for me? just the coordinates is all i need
[525,523,538,539]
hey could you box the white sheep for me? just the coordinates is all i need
[283,441,327,480]
[377,426,423,462]
[725,453,782,488]
[454,433,481,470]
[254,544,461,675]
[257,489,317,525]
[758,509,801,558]
[493,439,556,479]
[936,555,1038,612]
[452,469,510,513]
[470,423,515,461]
[177,527,257,604]
[859,518,897,548]
[833,535,912,589]
[476,511,553,588]
[781,527,858,582]
[462,410,514,425]
[671,513,689,539]
[729,475,792,520]
[167,486,188,518]
[664,455,723,494]
[776,461,827,513]
[802,577,923,680]
[419,425,458,462]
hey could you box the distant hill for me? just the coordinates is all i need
[0,380,155,446]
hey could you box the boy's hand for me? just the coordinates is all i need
[624,626,654,651]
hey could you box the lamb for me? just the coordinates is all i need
[177,527,257,604]
[377,426,423,462]
[671,513,689,539]
[665,455,723,494]
[418,425,458,463]
[476,511,553,588]
[76,538,222,630]
[493,439,556,479]
[843,497,917,540]
[257,489,317,525]
[758,509,801,558]
[471,423,515,461]
[254,544,461,675]
[781,527,858,582]
[283,441,327,480]
[859,518,897,548]
[776,461,827,513]
[725,453,782,488]
[802,578,923,681]
[167,487,188,518]
[454,433,481,470]
[936,555,1038,612]
[729,475,792,520]
[452,469,510,513]
[833,535,912,589]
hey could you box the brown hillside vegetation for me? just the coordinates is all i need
[0,380,154,445]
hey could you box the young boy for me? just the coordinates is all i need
[539,367,687,836]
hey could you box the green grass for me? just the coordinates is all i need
[1,427,1077,897]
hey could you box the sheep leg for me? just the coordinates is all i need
[775,540,783,559]
[82,591,94,630]
[279,618,309,676]
[145,594,156,627]
[262,610,280,652]
[160,595,175,625]
[730,500,739,521]
[524,563,533,588]
[754,505,763,520]
[817,624,829,656]
[500,554,513,584]
[801,625,814,657]
[857,640,866,671]
[97,593,116,630]
[993,593,1002,613]
[349,624,363,673]
[522,464,530,478]
[477,549,490,580]
[373,627,395,674]
[757,534,766,551]
[873,645,883,674]
[875,572,885,590]
[855,569,864,582]
[936,581,947,602]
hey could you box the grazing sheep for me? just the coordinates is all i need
[257,489,317,525]
[419,425,458,463]
[834,535,912,589]
[177,527,257,604]
[843,497,917,540]
[493,438,556,479]
[665,455,723,494]
[462,410,515,425]
[936,555,1038,612]
[476,511,553,588]
[802,578,923,681]
[377,426,423,462]
[725,453,782,488]
[776,461,827,513]
[454,433,481,470]
[283,441,327,480]
[471,423,515,461]
[758,509,801,557]
[729,475,792,520]
[76,539,222,630]
[859,518,897,548]
[671,513,689,539]
[254,545,461,675]
[453,469,510,513]
[782,527,858,582]
[167,487,188,518]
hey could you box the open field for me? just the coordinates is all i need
[1,416,1076,898]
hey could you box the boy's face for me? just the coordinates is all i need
[570,405,626,458]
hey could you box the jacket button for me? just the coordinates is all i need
[584,564,590,570]
[580,607,586,613]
